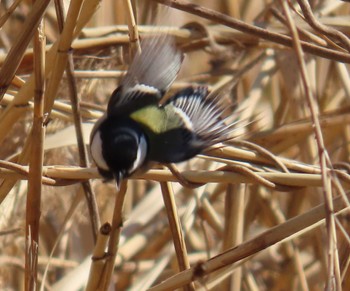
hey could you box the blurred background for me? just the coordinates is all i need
[1,0,350,290]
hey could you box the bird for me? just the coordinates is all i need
[90,34,236,188]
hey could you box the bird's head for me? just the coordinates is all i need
[90,116,148,187]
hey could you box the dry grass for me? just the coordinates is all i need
[1,0,350,290]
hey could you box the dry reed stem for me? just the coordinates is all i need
[43,0,84,114]
[0,0,21,27]
[0,140,32,203]
[55,0,100,242]
[0,165,331,187]
[198,192,224,237]
[280,1,340,288]
[160,181,194,291]
[0,0,100,204]
[73,70,125,79]
[154,0,350,63]
[251,108,350,149]
[148,193,350,290]
[1,1,350,289]
[270,7,328,47]
[123,0,141,55]
[25,15,46,291]
[297,0,350,52]
[15,19,340,61]
[39,186,86,291]
[258,188,309,290]
[221,184,244,289]
[87,3,143,288]
[99,181,128,290]
[232,140,289,173]
[86,223,111,291]
[0,164,340,189]
[73,0,101,37]
[0,93,100,120]
[0,0,100,148]
[128,249,174,290]
[0,0,50,100]
[0,0,22,27]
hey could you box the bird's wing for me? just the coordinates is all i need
[107,35,184,115]
[140,86,238,164]
[165,86,236,148]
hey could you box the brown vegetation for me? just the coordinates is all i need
[0,0,350,290]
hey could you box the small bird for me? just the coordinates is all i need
[90,35,235,187]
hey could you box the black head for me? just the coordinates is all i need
[90,116,148,183]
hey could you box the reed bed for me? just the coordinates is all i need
[0,0,350,290]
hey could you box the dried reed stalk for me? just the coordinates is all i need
[154,0,350,63]
[55,0,100,242]
[1,0,350,290]
[0,0,50,100]
[280,1,340,288]
[149,193,350,290]
[160,181,194,290]
[25,14,46,291]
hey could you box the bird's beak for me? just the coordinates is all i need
[114,172,123,192]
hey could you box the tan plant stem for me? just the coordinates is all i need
[160,181,194,291]
[99,181,128,290]
[54,0,100,243]
[86,223,112,291]
[25,13,46,291]
[153,0,350,63]
[279,1,340,289]
[148,193,350,290]
[0,0,50,100]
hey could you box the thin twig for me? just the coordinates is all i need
[279,1,341,289]
[296,0,350,52]
[124,0,141,55]
[0,0,22,28]
[43,0,84,114]
[148,193,350,290]
[0,0,51,100]
[153,0,350,63]
[54,0,100,243]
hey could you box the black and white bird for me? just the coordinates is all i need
[90,35,235,186]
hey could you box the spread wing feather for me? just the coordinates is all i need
[167,86,238,148]
[122,35,183,93]
[108,35,183,114]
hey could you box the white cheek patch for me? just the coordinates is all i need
[129,134,147,174]
[90,132,109,171]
